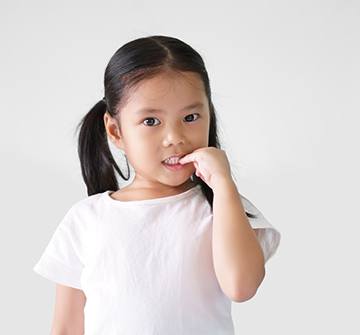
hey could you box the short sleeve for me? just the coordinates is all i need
[239,193,281,264]
[33,207,84,290]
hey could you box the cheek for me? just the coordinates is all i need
[131,139,158,159]
[191,124,209,145]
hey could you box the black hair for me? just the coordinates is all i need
[75,35,256,217]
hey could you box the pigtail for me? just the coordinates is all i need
[193,99,220,211]
[75,98,130,196]
[195,101,255,219]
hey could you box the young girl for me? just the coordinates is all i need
[33,35,281,334]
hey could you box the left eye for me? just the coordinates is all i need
[184,113,200,122]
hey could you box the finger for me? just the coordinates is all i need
[179,154,195,164]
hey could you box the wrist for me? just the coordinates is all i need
[211,175,237,193]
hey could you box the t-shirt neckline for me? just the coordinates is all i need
[104,184,202,206]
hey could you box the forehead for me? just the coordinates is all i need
[122,71,207,113]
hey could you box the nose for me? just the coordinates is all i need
[162,123,185,147]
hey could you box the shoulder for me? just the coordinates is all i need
[60,191,106,230]
[238,192,261,217]
[71,191,105,211]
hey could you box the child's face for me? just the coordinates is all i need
[107,70,210,190]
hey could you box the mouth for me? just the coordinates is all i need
[162,161,185,171]
[161,153,187,171]
[161,153,186,165]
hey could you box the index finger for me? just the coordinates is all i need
[179,153,195,164]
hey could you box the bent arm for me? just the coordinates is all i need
[211,177,265,302]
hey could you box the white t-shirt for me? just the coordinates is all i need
[33,184,281,334]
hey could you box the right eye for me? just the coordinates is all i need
[142,117,160,127]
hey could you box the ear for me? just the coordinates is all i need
[103,111,126,151]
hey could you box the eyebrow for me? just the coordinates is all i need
[135,102,204,115]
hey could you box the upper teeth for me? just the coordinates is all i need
[164,156,180,164]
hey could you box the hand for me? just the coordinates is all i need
[178,147,233,190]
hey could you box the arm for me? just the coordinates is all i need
[50,284,86,335]
[211,177,265,302]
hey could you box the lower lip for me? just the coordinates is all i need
[162,162,185,171]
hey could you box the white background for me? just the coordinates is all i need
[1,0,359,333]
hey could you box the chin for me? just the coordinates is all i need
[163,175,193,187]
